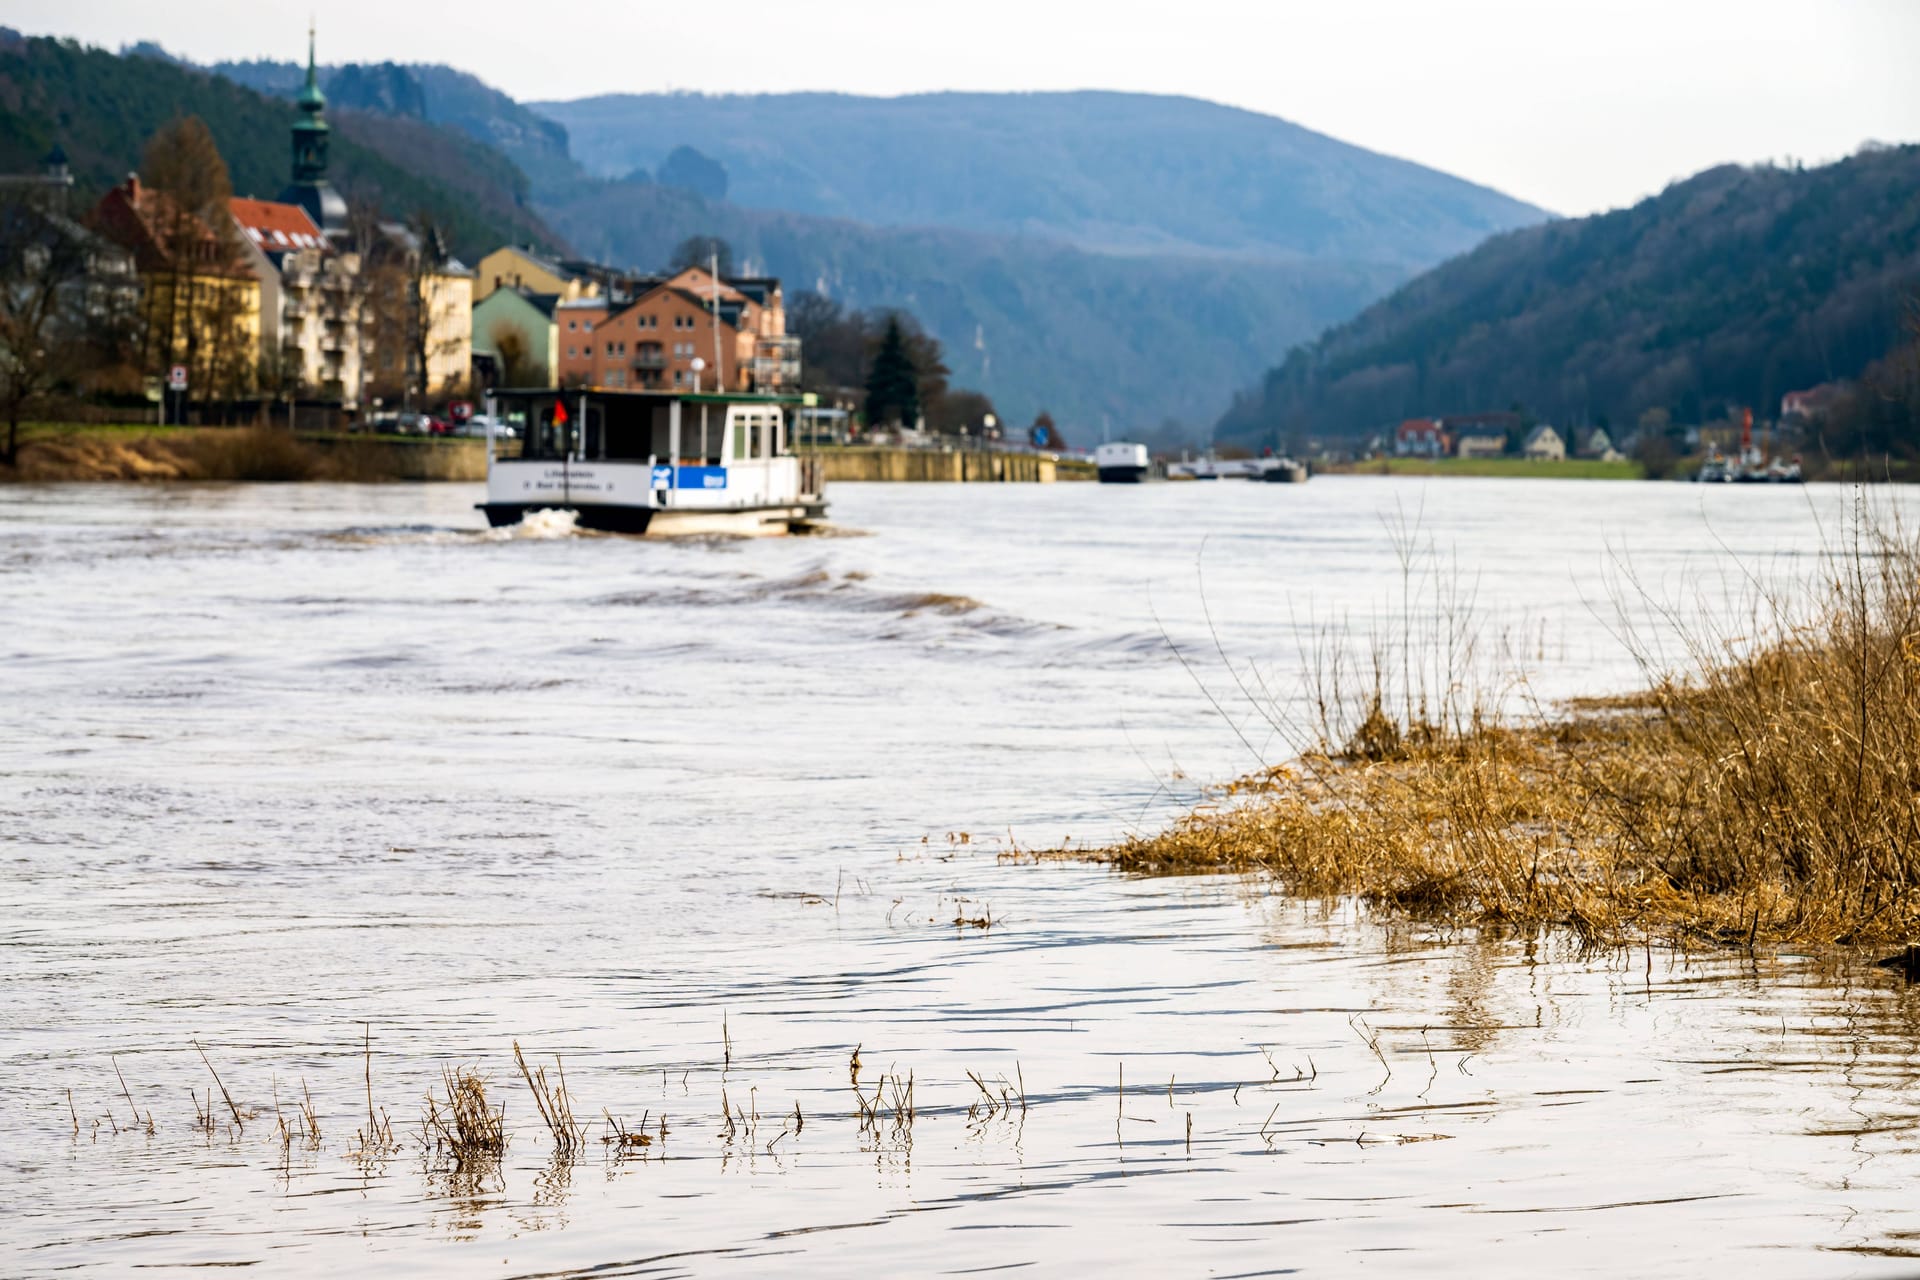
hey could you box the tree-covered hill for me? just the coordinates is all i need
[1217,145,1920,447]
[0,33,559,260]
[213,55,582,193]
[534,90,1547,267]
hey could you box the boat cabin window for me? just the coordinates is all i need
[687,404,722,465]
[582,405,604,459]
[727,409,782,461]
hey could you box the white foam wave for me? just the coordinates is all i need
[486,508,582,541]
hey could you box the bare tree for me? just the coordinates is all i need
[671,235,733,276]
[0,189,137,465]
[490,324,530,388]
[140,117,253,417]
[361,215,468,409]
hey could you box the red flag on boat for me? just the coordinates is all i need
[553,398,570,425]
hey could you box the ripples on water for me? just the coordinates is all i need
[5,478,1920,1276]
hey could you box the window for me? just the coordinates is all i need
[605,370,624,387]
[584,321,593,332]
[567,319,576,330]
[567,346,575,358]
[606,341,615,356]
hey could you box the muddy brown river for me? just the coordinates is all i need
[4,477,1919,1276]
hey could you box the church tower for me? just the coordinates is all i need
[277,25,348,241]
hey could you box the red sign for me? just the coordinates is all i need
[552,398,570,426]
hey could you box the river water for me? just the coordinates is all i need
[5,477,1920,1276]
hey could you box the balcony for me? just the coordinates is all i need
[633,353,667,371]
[750,358,801,387]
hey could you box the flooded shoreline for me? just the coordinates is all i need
[9,478,1920,1275]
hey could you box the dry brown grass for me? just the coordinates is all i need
[1085,502,1920,948]
[422,1066,508,1164]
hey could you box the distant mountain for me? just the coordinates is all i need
[547,179,1403,429]
[196,60,1446,426]
[10,37,1565,428]
[1216,146,1920,447]
[533,91,1548,266]
[0,35,559,260]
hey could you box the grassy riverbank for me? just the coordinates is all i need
[2,423,486,482]
[1072,512,1920,948]
[1317,456,1646,479]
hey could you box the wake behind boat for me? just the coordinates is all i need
[477,388,827,536]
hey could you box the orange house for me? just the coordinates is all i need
[555,265,797,392]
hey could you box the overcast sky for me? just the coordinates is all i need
[13,0,1919,215]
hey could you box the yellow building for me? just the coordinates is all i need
[360,222,476,403]
[422,264,474,396]
[92,175,262,401]
[136,272,262,398]
[473,245,600,304]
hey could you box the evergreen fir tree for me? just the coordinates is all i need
[864,316,920,428]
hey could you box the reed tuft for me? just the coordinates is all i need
[1090,500,1920,948]
[422,1066,508,1164]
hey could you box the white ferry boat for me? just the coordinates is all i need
[477,388,826,536]
[1094,441,1151,483]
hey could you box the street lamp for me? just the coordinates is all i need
[690,356,706,393]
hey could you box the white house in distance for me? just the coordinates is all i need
[1521,424,1566,460]
[1454,428,1506,458]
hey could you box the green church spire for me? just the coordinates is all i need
[279,21,346,238]
[297,22,326,114]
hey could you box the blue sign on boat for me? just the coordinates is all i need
[651,465,672,490]
[677,466,728,490]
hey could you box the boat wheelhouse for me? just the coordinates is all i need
[478,388,826,535]
[1094,441,1151,483]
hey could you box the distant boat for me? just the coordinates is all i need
[1256,458,1309,483]
[1094,441,1151,483]
[1694,448,1802,485]
[1167,453,1308,483]
[1695,408,1802,484]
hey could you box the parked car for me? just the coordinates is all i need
[389,413,444,436]
[451,414,517,440]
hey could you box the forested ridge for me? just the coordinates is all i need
[1218,146,1920,448]
[0,33,558,260]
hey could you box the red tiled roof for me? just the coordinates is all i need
[90,177,252,278]
[228,197,326,252]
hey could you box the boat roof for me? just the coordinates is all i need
[488,386,805,407]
